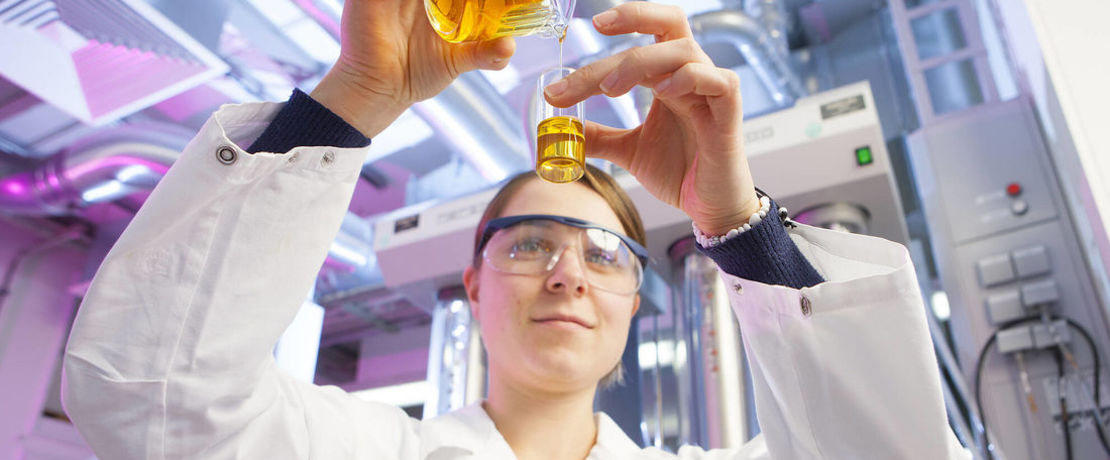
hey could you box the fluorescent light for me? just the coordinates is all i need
[116,165,151,182]
[351,380,431,407]
[328,240,369,267]
[80,181,124,203]
[638,340,675,369]
[931,291,951,321]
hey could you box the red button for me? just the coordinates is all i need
[1006,183,1022,197]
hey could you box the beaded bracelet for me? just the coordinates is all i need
[692,188,795,248]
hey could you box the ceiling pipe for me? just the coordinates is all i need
[729,0,792,59]
[290,1,529,183]
[412,71,531,182]
[0,123,188,214]
[0,123,375,275]
[690,9,807,108]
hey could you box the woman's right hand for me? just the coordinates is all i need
[310,0,517,138]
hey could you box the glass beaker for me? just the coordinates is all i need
[425,0,576,43]
[534,67,585,183]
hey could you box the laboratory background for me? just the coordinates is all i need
[0,0,1108,459]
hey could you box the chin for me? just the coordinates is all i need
[524,349,605,388]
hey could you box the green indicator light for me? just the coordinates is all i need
[855,146,873,166]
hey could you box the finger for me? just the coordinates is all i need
[653,63,738,100]
[583,121,635,169]
[592,3,693,41]
[451,36,517,73]
[543,56,620,108]
[598,38,710,97]
[545,38,707,106]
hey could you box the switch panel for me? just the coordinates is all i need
[1012,245,1050,278]
[986,290,1025,324]
[997,326,1035,354]
[1031,320,1070,349]
[977,253,1016,287]
[1021,279,1060,307]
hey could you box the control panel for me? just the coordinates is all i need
[908,98,1110,460]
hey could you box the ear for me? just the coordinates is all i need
[631,293,641,318]
[463,264,481,320]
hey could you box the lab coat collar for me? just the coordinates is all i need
[422,402,644,459]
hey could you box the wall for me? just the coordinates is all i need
[999,0,1110,310]
[0,218,86,459]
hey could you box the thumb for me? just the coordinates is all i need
[584,121,634,169]
[452,37,517,72]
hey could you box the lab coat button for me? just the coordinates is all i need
[733,283,743,294]
[216,145,237,165]
[321,151,335,166]
[288,152,300,164]
[800,296,812,317]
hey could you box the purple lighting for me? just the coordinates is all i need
[3,178,27,195]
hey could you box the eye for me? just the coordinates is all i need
[584,249,620,267]
[510,238,553,258]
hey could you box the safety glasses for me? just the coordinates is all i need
[476,214,648,294]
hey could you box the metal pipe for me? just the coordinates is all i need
[670,236,750,449]
[690,9,806,107]
[738,0,791,58]
[0,123,376,274]
[412,71,531,182]
[0,123,189,214]
[423,286,485,419]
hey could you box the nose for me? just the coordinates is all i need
[545,244,588,296]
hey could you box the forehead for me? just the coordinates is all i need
[499,179,626,236]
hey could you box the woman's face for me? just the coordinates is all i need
[463,179,640,393]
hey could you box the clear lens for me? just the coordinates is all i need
[484,221,642,294]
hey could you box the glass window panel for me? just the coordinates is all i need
[911,8,967,60]
[924,59,985,115]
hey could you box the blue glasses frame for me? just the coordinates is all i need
[476,214,649,265]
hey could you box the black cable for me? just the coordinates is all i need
[1052,348,1073,460]
[1061,318,1110,456]
[974,318,1025,460]
[976,316,1110,459]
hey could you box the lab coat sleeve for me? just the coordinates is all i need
[61,102,418,459]
[718,226,970,459]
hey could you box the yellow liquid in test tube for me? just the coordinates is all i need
[535,115,585,183]
[425,0,556,43]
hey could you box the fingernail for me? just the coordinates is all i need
[489,56,506,67]
[600,72,620,93]
[545,78,569,97]
[655,77,673,95]
[593,10,617,28]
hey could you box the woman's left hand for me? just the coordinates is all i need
[543,3,759,236]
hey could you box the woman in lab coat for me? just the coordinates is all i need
[61,0,969,459]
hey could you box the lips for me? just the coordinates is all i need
[532,313,594,329]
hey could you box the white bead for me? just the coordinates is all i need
[760,196,770,207]
[743,223,751,231]
[758,210,767,219]
[779,207,788,215]
[726,228,739,239]
[749,213,762,226]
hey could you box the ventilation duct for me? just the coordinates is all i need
[0,0,228,125]
[0,123,377,276]
[412,71,530,182]
[0,122,190,214]
[690,9,806,108]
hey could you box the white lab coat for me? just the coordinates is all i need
[62,102,970,460]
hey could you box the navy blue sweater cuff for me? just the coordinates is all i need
[696,201,825,289]
[247,88,371,154]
